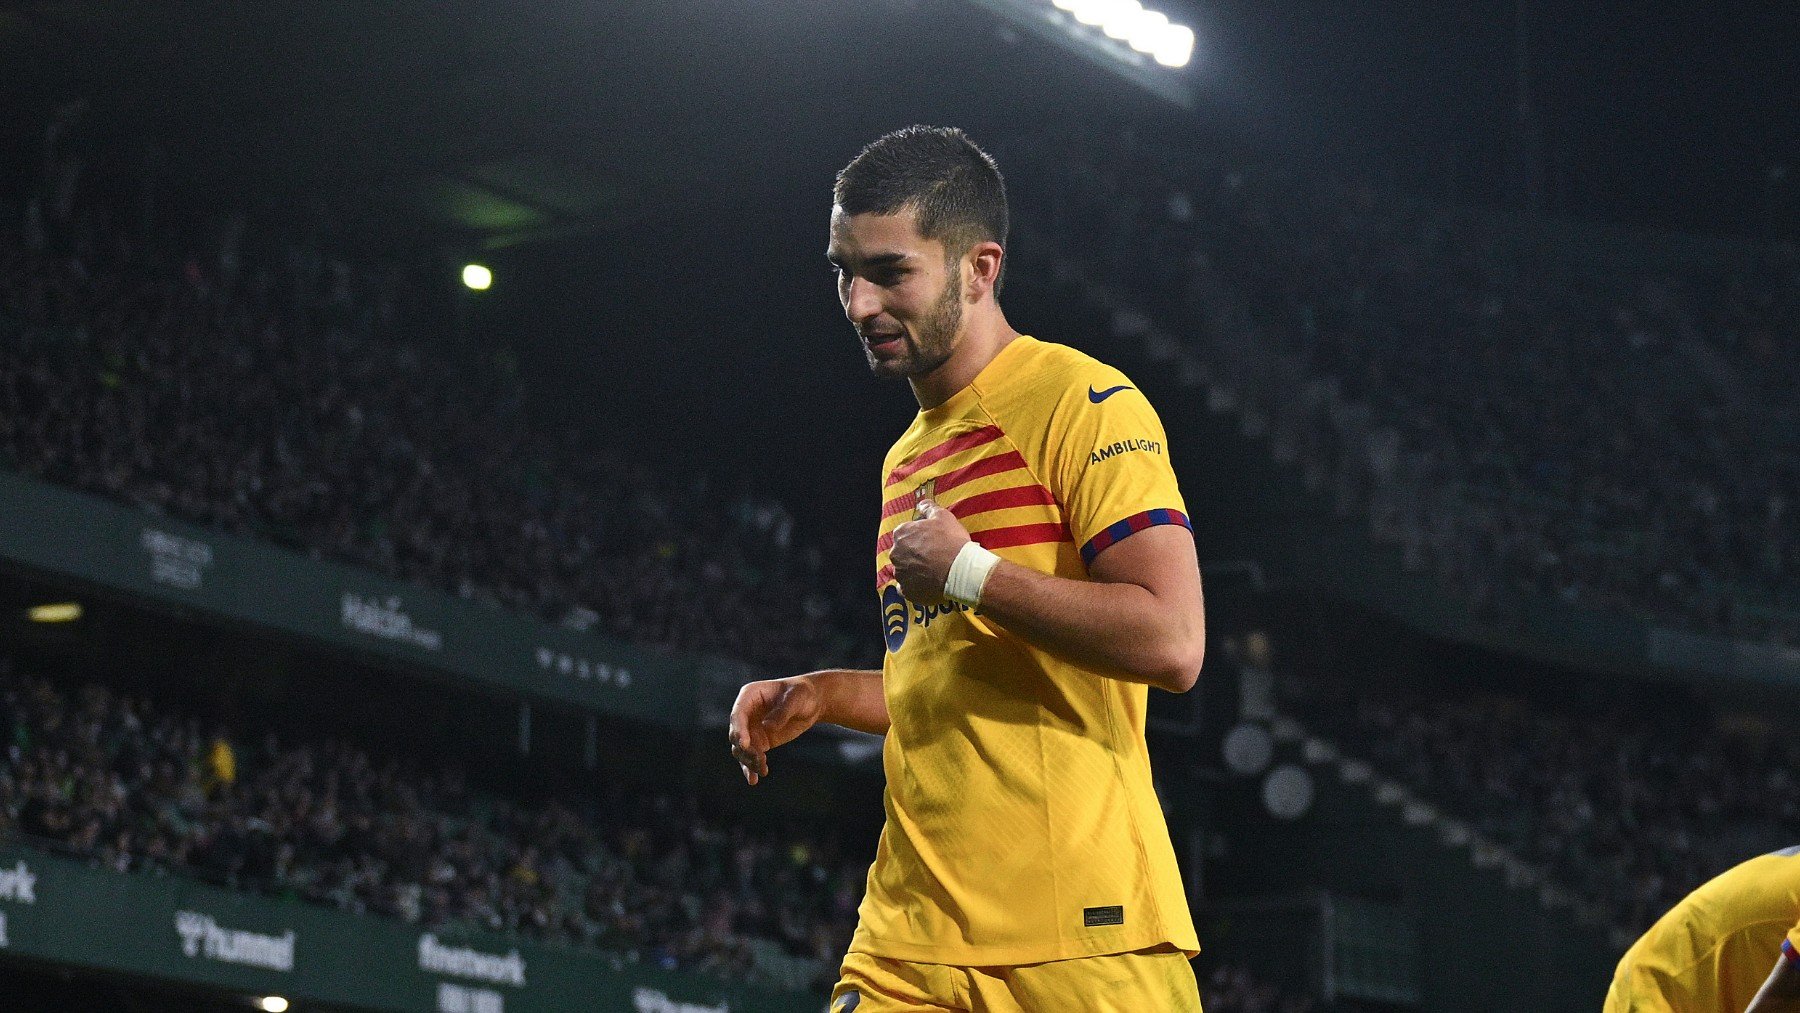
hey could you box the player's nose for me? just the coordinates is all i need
[843,275,882,323]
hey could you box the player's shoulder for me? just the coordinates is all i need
[1003,336,1138,406]
[1733,847,1800,888]
[1683,848,1800,912]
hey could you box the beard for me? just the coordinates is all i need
[865,273,963,378]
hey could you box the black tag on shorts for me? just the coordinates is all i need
[1083,905,1125,927]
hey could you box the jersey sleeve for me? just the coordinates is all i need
[1047,371,1191,569]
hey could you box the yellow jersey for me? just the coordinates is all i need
[853,334,1201,966]
[1604,846,1800,1012]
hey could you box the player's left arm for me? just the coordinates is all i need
[898,499,1204,692]
[1745,937,1800,1013]
[979,520,1204,692]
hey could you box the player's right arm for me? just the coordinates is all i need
[728,669,886,785]
[1746,937,1800,1013]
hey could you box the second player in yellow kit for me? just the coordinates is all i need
[1605,846,1800,1012]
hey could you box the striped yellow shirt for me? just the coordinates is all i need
[854,335,1200,965]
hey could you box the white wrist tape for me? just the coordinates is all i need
[943,542,1002,609]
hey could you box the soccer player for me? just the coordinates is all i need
[728,126,1206,1011]
[1604,846,1800,1012]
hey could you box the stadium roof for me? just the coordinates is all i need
[0,0,1188,249]
[6,2,1797,242]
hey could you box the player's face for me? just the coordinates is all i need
[827,206,964,379]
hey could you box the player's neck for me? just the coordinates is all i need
[908,311,1019,412]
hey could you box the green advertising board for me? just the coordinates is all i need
[0,843,814,1012]
[0,469,738,726]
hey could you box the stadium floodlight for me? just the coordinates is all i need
[1034,0,1197,71]
[1126,8,1168,53]
[1068,0,1109,27]
[259,999,290,1013]
[27,602,81,623]
[976,0,1196,106]
[1152,23,1194,67]
[1100,0,1141,39]
[462,263,492,291]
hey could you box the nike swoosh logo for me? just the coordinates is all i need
[1089,384,1133,403]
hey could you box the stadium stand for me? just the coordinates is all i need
[0,170,882,679]
[14,118,1792,689]
[0,650,862,992]
[1234,621,1792,949]
[1007,126,1800,648]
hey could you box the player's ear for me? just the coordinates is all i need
[966,240,1003,301]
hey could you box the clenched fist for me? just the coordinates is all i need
[890,497,971,606]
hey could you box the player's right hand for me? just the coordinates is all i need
[728,676,823,786]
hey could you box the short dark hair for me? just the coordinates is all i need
[835,125,1009,292]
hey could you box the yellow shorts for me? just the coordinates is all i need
[828,944,1202,1012]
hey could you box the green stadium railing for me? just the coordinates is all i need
[0,840,812,1011]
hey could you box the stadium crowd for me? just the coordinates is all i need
[0,135,880,677]
[8,113,1798,686]
[1277,653,1797,936]
[0,653,862,989]
[0,647,1342,1003]
[1010,127,1800,647]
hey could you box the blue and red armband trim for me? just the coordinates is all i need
[1079,508,1192,566]
[1783,938,1800,966]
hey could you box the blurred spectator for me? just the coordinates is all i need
[202,726,235,797]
